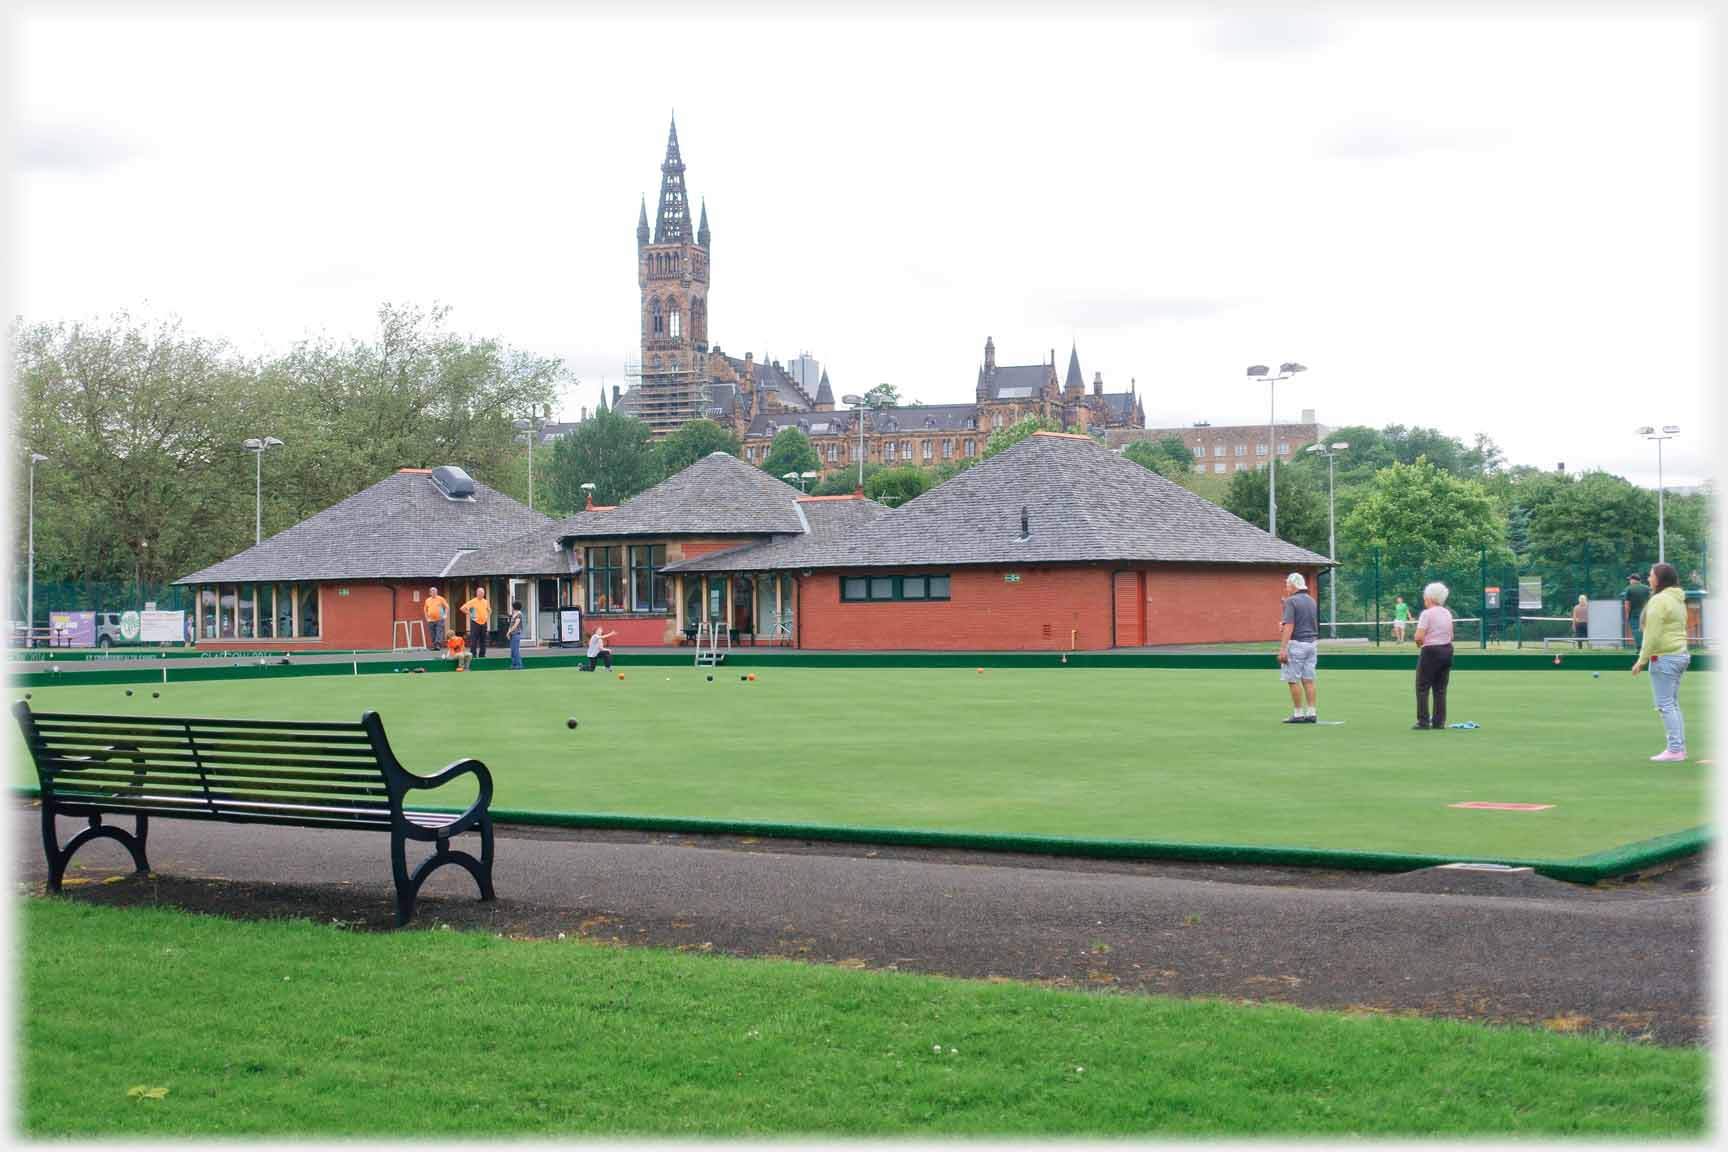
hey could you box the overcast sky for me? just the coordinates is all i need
[10,5,1718,487]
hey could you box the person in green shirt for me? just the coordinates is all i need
[1391,595,1412,643]
[1630,562,1690,761]
[1622,573,1651,651]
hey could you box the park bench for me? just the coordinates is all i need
[12,703,494,926]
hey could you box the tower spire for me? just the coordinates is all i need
[654,112,691,243]
[637,196,650,245]
[697,197,710,247]
[1064,342,1084,394]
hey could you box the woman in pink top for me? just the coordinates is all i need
[1412,581,1454,730]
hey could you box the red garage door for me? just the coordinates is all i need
[1113,571,1143,648]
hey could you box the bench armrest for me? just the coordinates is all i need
[396,757,494,830]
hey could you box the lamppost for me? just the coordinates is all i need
[513,415,547,512]
[1305,441,1350,638]
[841,393,871,490]
[800,470,819,492]
[1637,425,1681,563]
[1245,363,1306,538]
[242,436,284,546]
[26,452,48,644]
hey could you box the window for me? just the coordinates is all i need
[297,584,319,639]
[239,586,255,638]
[276,583,295,637]
[669,306,681,338]
[1214,444,1226,457]
[922,440,933,460]
[200,586,217,639]
[1236,462,1248,471]
[1234,444,1246,457]
[707,576,726,622]
[684,577,703,624]
[841,574,953,602]
[220,585,237,638]
[1191,445,1205,458]
[586,546,625,612]
[1279,442,1290,455]
[963,439,975,457]
[886,442,897,462]
[651,298,663,335]
[1256,443,1268,456]
[255,584,273,639]
[942,438,953,458]
[1214,462,1226,473]
[630,544,668,612]
[827,442,838,462]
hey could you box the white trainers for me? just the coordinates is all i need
[1649,749,1687,762]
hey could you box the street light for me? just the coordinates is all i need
[1305,441,1350,638]
[1246,362,1306,538]
[26,452,48,646]
[513,415,547,512]
[1637,425,1682,563]
[242,436,284,546]
[800,470,819,492]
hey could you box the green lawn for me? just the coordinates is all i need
[12,665,1707,862]
[19,899,1705,1138]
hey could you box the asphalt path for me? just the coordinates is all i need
[17,808,1709,1045]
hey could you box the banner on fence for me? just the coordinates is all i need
[139,610,185,643]
[1518,577,1543,609]
[48,611,94,646]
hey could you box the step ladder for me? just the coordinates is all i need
[693,621,730,666]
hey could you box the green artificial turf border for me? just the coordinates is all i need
[9,783,1706,884]
[11,647,1704,688]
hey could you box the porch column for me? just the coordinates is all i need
[673,575,685,635]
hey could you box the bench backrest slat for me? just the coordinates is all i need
[15,704,407,829]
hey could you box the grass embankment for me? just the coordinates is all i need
[20,900,1705,1139]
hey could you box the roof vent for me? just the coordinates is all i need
[1017,505,1031,542]
[431,465,477,501]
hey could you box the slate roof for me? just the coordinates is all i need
[662,498,890,573]
[553,451,807,539]
[979,363,1050,402]
[747,403,979,438]
[176,469,556,584]
[720,354,815,410]
[446,525,581,578]
[675,433,1331,571]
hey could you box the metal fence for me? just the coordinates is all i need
[9,578,192,628]
[1318,548,1707,648]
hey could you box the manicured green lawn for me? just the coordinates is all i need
[13,666,1707,861]
[19,900,1705,1139]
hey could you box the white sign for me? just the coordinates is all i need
[1517,577,1543,610]
[139,610,185,643]
[119,610,142,641]
[558,607,583,644]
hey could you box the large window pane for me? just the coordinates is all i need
[256,585,273,639]
[220,585,237,638]
[901,576,927,600]
[276,583,295,637]
[587,546,625,613]
[298,584,320,639]
[630,544,668,612]
[928,575,951,600]
[707,577,726,623]
[238,586,255,639]
[842,577,867,601]
[200,587,217,639]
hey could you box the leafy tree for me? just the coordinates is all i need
[1221,464,1330,555]
[759,427,820,479]
[863,383,899,407]
[1339,457,1508,570]
[811,463,880,496]
[864,465,934,507]
[1122,435,1192,478]
[983,414,1061,459]
[658,419,741,476]
[931,456,979,484]
[1524,470,1657,570]
[543,408,661,511]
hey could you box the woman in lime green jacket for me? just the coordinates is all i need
[1630,562,1690,762]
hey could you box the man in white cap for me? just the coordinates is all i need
[1278,571,1319,723]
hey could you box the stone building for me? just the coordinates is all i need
[615,117,1145,471]
[1107,411,1326,478]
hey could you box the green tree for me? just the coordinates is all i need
[863,383,900,407]
[1221,465,1330,555]
[983,414,1061,458]
[1339,457,1509,570]
[811,463,881,496]
[543,408,662,511]
[658,419,741,476]
[1122,435,1193,478]
[759,427,820,479]
[864,465,934,507]
[1524,471,1657,570]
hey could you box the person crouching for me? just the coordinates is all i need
[1413,581,1455,729]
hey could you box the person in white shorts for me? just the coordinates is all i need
[1278,572,1320,723]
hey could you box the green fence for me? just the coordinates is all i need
[9,579,191,628]
[1317,549,1706,649]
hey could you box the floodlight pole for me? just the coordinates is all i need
[514,416,546,512]
[1246,363,1305,538]
[1306,441,1349,638]
[243,436,283,545]
[26,452,48,644]
[842,393,870,490]
[1638,425,1680,563]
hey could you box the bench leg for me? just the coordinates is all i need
[42,810,151,892]
[391,820,496,927]
[390,828,416,927]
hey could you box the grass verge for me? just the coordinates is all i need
[21,899,1706,1138]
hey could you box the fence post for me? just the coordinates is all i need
[1373,548,1381,647]
[1479,548,1488,650]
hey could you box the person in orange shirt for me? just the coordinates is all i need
[446,632,469,671]
[460,587,491,660]
[423,586,448,652]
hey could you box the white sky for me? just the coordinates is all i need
[9,5,1719,487]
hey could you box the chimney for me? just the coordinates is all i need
[584,489,595,511]
[1301,408,1315,425]
[984,336,996,372]
[1093,371,1103,397]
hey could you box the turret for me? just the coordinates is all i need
[637,197,650,246]
[697,198,710,248]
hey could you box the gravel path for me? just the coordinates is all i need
[17,808,1709,1046]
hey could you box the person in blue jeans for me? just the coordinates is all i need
[1631,562,1690,761]
[506,600,525,670]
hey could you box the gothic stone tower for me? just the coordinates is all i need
[637,114,712,439]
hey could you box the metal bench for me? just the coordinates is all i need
[13,703,494,926]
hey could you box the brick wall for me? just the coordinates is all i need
[797,563,1320,650]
